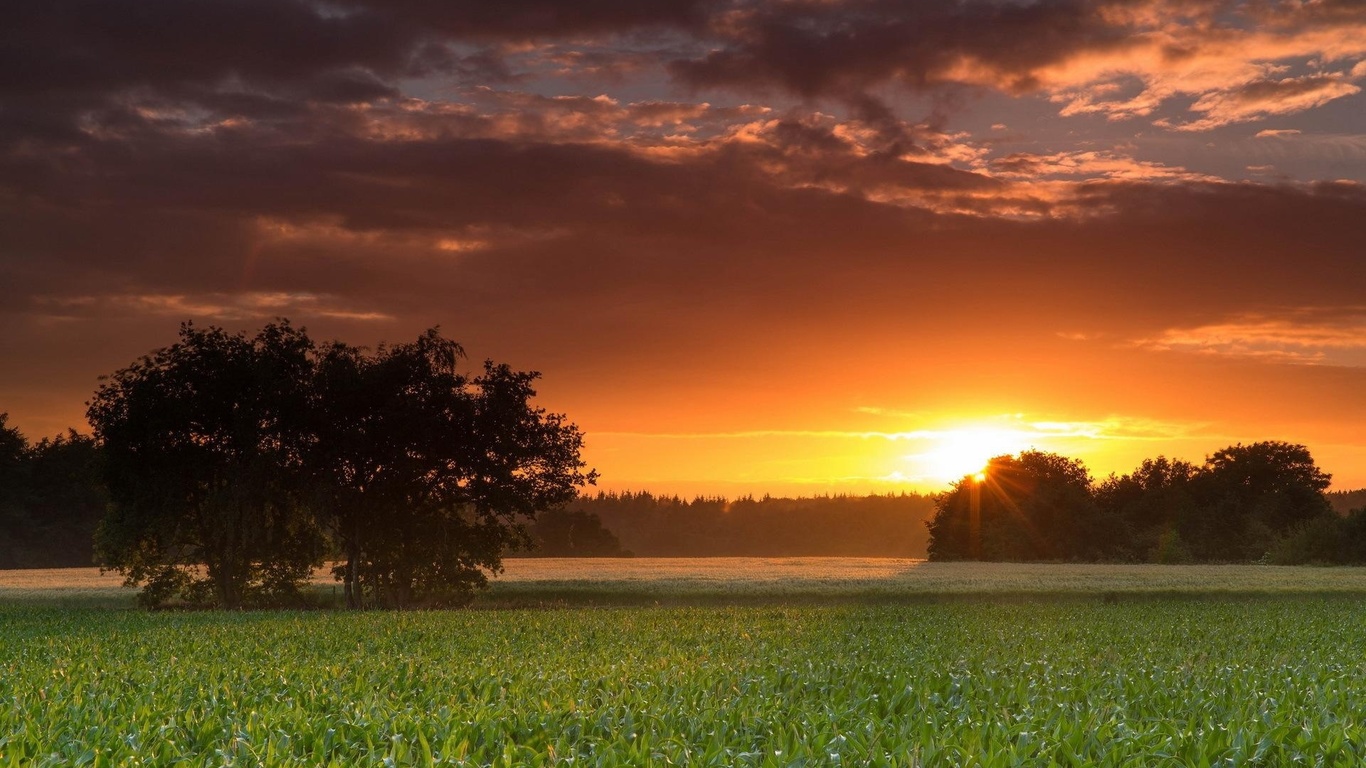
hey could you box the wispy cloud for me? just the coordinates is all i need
[1135,308,1366,366]
[33,292,393,323]
[595,416,1203,444]
[1161,74,1362,131]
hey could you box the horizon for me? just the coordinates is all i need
[3,1,1364,497]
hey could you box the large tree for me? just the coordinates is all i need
[89,321,593,609]
[88,322,322,608]
[927,451,1115,561]
[310,329,596,608]
[1185,441,1333,561]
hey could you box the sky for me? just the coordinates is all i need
[2,0,1364,496]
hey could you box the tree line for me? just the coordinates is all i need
[562,491,937,557]
[0,417,107,569]
[927,443,1366,563]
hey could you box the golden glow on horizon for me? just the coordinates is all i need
[905,426,1034,483]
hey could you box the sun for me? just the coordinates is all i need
[910,426,1032,483]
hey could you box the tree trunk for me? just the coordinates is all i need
[344,539,360,609]
[210,559,242,610]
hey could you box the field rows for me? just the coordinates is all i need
[5,601,1366,766]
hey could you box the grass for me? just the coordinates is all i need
[11,557,1366,609]
[5,600,1366,765]
[8,560,1366,764]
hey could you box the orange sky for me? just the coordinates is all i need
[2,0,1365,495]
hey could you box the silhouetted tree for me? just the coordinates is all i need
[0,414,32,564]
[1338,507,1366,564]
[309,330,595,608]
[1094,456,1199,561]
[23,430,108,567]
[927,451,1115,561]
[88,322,322,608]
[531,509,628,557]
[1186,441,1333,560]
[0,416,109,568]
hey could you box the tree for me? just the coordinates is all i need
[88,322,322,608]
[531,509,629,557]
[309,329,596,608]
[23,430,108,567]
[1094,456,1199,562]
[1186,441,1333,561]
[927,451,1112,561]
[0,414,33,566]
[0,416,109,569]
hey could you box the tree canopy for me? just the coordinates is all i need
[927,442,1343,564]
[88,322,321,608]
[309,331,595,608]
[87,321,594,608]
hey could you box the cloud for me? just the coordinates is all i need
[1135,308,1366,366]
[669,0,1136,97]
[1161,74,1362,131]
[666,0,1366,129]
[987,150,1213,181]
[31,291,394,323]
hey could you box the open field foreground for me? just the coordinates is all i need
[10,558,1366,608]
[4,601,1366,766]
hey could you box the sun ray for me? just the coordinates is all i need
[905,426,1035,483]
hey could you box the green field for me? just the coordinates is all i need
[5,561,1366,766]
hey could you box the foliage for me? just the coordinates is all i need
[570,491,937,557]
[1271,506,1366,566]
[6,600,1366,765]
[85,321,593,609]
[927,451,1113,561]
[310,331,595,608]
[0,416,108,569]
[1189,441,1333,560]
[0,413,31,559]
[927,442,1341,564]
[1265,514,1347,565]
[87,322,323,608]
[528,508,630,557]
[1094,456,1199,561]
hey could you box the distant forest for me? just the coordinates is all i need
[550,491,938,558]
[1330,490,1366,515]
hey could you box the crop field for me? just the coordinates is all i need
[5,599,1366,766]
[7,561,1366,765]
[11,557,1366,609]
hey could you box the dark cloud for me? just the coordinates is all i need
[0,0,718,147]
[669,0,1132,97]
